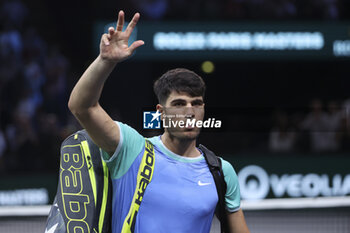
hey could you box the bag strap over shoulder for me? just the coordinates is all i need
[199,144,230,233]
[121,139,155,233]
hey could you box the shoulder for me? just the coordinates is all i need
[117,121,143,137]
[101,121,146,179]
[219,157,237,176]
[115,121,145,152]
[218,157,239,193]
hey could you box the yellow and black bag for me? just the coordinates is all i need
[45,130,112,233]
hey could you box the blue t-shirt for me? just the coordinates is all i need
[101,122,241,233]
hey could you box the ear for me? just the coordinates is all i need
[156,104,164,119]
[156,104,163,112]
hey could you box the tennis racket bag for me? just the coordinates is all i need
[45,130,112,233]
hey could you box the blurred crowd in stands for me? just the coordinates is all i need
[268,99,350,153]
[0,0,349,174]
[131,0,346,20]
[0,0,80,173]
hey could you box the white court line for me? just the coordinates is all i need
[241,196,350,210]
[1,196,350,216]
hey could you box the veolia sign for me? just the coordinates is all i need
[238,165,350,200]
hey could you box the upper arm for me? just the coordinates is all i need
[101,121,145,179]
[227,209,250,233]
[220,158,241,212]
[221,159,250,232]
[72,103,120,156]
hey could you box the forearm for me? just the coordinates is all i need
[68,55,117,113]
[228,209,250,233]
[66,11,143,154]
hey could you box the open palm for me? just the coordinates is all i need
[100,11,144,63]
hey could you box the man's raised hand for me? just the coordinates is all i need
[100,11,144,63]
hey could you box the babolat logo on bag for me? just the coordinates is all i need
[59,141,93,232]
[143,110,161,129]
[121,139,155,233]
[44,130,112,233]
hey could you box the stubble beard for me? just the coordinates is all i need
[166,127,201,142]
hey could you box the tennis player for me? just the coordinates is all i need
[68,10,250,233]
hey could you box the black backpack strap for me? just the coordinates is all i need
[199,144,230,233]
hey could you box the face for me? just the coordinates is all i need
[157,91,205,141]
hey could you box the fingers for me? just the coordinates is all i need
[107,27,115,40]
[102,34,110,46]
[108,27,115,35]
[116,10,124,32]
[128,40,145,53]
[104,11,143,53]
[125,13,140,37]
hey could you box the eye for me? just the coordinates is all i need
[172,101,186,107]
[174,102,185,106]
[192,100,204,107]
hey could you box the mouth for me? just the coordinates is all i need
[184,123,195,129]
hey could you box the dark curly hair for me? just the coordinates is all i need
[153,68,206,104]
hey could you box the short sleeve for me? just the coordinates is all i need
[100,121,144,179]
[220,158,241,212]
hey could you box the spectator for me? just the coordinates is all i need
[0,110,7,172]
[301,99,338,152]
[269,111,296,152]
[5,111,41,171]
[326,100,342,150]
[37,112,62,171]
[0,0,28,28]
[339,99,350,151]
[43,47,69,121]
[0,24,22,60]
[22,27,47,65]
[131,0,168,20]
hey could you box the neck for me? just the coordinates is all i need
[161,133,200,158]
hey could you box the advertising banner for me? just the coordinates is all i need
[94,21,350,60]
[225,155,350,200]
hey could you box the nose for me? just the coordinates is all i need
[185,104,195,118]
